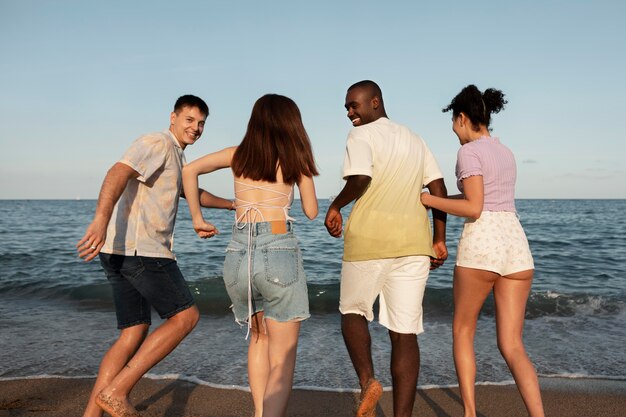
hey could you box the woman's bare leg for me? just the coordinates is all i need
[247,312,270,417]
[262,318,301,417]
[494,270,544,417]
[453,266,498,417]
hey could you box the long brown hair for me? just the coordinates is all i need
[232,94,319,184]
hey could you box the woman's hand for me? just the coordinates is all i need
[420,191,432,209]
[193,220,219,239]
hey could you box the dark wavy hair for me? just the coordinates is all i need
[232,94,319,185]
[174,95,209,117]
[442,85,507,131]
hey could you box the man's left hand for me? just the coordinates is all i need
[430,241,448,270]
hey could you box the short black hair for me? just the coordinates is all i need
[174,95,209,117]
[347,80,383,101]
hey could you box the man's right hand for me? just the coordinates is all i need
[324,205,343,238]
[77,220,107,262]
[76,163,139,262]
[323,175,370,238]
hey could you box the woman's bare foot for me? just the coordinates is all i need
[95,392,140,417]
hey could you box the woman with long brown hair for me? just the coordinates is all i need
[183,94,318,417]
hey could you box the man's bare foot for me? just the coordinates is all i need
[356,378,382,417]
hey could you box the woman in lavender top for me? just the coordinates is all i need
[421,85,544,417]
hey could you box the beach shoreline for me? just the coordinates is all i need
[1,376,624,416]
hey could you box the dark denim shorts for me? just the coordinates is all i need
[99,253,195,329]
[223,222,310,324]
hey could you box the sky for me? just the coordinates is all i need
[1,0,625,200]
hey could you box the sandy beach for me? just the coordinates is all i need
[1,376,624,416]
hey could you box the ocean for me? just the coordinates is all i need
[0,199,624,391]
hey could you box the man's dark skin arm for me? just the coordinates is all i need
[324,175,371,237]
[425,178,448,269]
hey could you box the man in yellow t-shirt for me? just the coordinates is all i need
[325,80,448,417]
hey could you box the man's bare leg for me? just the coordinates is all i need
[96,306,199,416]
[342,313,382,416]
[389,331,419,417]
[83,325,148,417]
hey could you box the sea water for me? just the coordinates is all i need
[0,199,624,390]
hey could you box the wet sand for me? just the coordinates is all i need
[0,376,624,416]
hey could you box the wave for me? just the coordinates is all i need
[1,276,623,319]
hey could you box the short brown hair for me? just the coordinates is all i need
[174,95,209,117]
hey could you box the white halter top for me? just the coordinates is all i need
[233,180,295,337]
[233,180,294,224]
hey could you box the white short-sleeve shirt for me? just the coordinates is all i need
[342,118,443,261]
[101,130,185,259]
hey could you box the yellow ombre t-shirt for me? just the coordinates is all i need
[342,118,443,262]
[101,130,185,260]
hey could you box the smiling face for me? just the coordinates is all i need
[169,106,207,149]
[452,113,471,145]
[344,87,379,127]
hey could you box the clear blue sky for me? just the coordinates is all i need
[1,0,624,199]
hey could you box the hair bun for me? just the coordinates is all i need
[483,88,507,114]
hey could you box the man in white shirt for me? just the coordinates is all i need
[77,95,232,417]
[325,81,448,417]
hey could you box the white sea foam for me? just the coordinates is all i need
[3,373,626,394]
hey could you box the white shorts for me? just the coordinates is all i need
[339,256,430,335]
[456,211,534,276]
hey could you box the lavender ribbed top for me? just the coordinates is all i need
[455,136,517,212]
